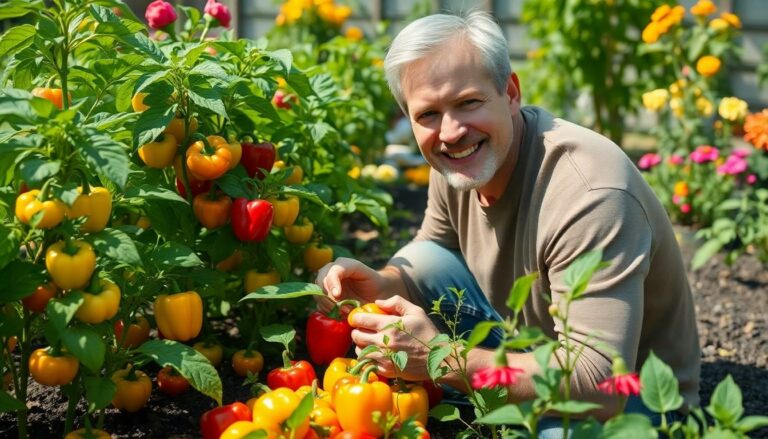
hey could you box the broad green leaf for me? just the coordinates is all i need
[0,390,25,412]
[691,239,722,271]
[266,49,293,75]
[137,340,222,406]
[216,173,251,199]
[639,352,684,414]
[188,82,227,115]
[133,104,176,147]
[309,122,333,144]
[504,326,546,350]
[506,272,539,313]
[549,401,601,414]
[429,403,460,422]
[563,249,607,299]
[0,260,46,302]
[285,393,313,430]
[706,375,743,427]
[260,324,295,347]
[533,342,557,371]
[0,307,22,339]
[427,345,451,380]
[61,327,106,372]
[84,377,116,412]
[79,133,130,189]
[283,185,327,208]
[601,413,655,439]
[735,416,768,433]
[149,242,203,268]
[88,229,142,267]
[19,158,60,185]
[475,404,525,425]
[0,24,35,59]
[125,185,188,204]
[190,61,229,81]
[392,351,408,372]
[45,293,84,335]
[240,282,323,301]
[466,321,501,351]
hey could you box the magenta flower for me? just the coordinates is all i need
[638,153,662,170]
[689,145,719,163]
[680,203,692,214]
[668,154,685,166]
[717,155,748,175]
[672,194,683,205]
[145,0,177,30]
[747,174,758,185]
[597,372,641,396]
[732,147,752,158]
[471,366,523,390]
[204,0,231,28]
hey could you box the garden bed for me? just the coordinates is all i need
[1,185,766,438]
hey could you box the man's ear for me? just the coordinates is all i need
[507,72,521,104]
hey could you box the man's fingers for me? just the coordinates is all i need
[376,295,422,316]
[351,328,386,348]
[350,313,400,332]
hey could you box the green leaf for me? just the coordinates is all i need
[427,345,451,380]
[79,133,130,189]
[506,272,538,313]
[601,413,655,438]
[466,321,501,351]
[88,228,142,267]
[429,403,460,422]
[639,351,684,414]
[188,82,227,116]
[266,49,293,75]
[549,401,602,414]
[309,122,333,144]
[563,249,607,299]
[137,340,222,405]
[125,185,188,204]
[0,1,42,20]
[45,293,84,337]
[133,104,176,148]
[0,24,35,59]
[260,324,295,348]
[392,351,408,372]
[0,390,25,412]
[475,404,525,425]
[706,375,743,427]
[149,242,203,268]
[691,239,722,271]
[84,376,116,412]
[0,260,46,302]
[735,416,768,433]
[190,61,230,81]
[504,326,546,350]
[532,342,557,371]
[61,327,106,372]
[285,393,313,430]
[19,159,60,185]
[0,225,20,270]
[240,282,323,301]
[216,173,251,199]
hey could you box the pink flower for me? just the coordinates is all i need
[689,145,719,163]
[716,155,748,175]
[732,147,752,158]
[204,0,231,28]
[747,174,758,185]
[638,153,662,170]
[145,0,177,29]
[668,154,685,166]
[471,366,523,390]
[672,194,683,205]
[597,373,641,397]
[680,203,692,214]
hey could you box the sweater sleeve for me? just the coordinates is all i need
[414,169,460,249]
[541,187,653,401]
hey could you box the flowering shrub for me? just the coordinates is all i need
[637,1,768,268]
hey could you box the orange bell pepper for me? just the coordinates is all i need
[244,269,281,294]
[322,358,378,397]
[153,291,203,341]
[186,135,232,180]
[334,365,394,437]
[29,347,79,386]
[193,192,231,229]
[111,367,152,412]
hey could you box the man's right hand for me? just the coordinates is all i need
[314,257,393,314]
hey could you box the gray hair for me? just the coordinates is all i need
[384,11,512,114]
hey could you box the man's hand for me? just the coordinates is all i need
[349,295,441,382]
[314,258,405,314]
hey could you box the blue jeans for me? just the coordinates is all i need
[389,241,683,437]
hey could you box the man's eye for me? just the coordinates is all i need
[462,99,480,106]
[418,111,437,120]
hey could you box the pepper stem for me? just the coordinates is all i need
[348,358,373,376]
[359,364,378,384]
[281,349,292,369]
[328,299,360,320]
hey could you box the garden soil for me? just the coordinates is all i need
[1,185,766,438]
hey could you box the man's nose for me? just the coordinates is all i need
[438,113,467,144]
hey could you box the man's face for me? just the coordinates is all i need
[402,39,521,192]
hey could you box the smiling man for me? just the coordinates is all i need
[315,11,700,435]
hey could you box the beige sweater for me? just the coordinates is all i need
[415,106,700,408]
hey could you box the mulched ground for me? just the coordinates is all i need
[1,185,766,438]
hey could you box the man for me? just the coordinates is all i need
[315,10,700,429]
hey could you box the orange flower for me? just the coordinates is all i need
[696,55,721,77]
[744,110,768,150]
[720,12,742,28]
[646,4,684,38]
[642,22,661,44]
[674,181,690,197]
[691,0,716,17]
[345,26,363,41]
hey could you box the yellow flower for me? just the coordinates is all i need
[281,2,303,23]
[333,5,352,25]
[317,3,335,22]
[314,0,333,5]
[651,4,672,22]
[670,97,685,118]
[718,97,748,121]
[345,26,363,42]
[373,164,399,183]
[642,22,661,44]
[347,166,361,179]
[709,18,728,32]
[696,55,721,77]
[721,12,742,29]
[371,58,384,68]
[674,181,689,197]
[276,77,287,89]
[360,164,377,179]
[275,13,286,26]
[691,0,717,17]
[669,79,687,98]
[642,89,669,112]
[696,96,713,117]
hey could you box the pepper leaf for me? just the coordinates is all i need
[260,324,295,348]
[285,393,313,430]
[61,326,106,372]
[240,282,323,301]
[0,390,25,412]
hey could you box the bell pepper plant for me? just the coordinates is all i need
[45,240,96,290]
[305,299,357,366]
[111,367,152,412]
[157,366,190,396]
[231,197,273,242]
[199,402,252,439]
[154,291,203,342]
[74,278,121,324]
[28,347,79,386]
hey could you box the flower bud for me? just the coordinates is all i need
[145,0,177,30]
[204,0,231,28]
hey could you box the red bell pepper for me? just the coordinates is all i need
[240,139,276,180]
[305,299,358,366]
[266,350,317,391]
[231,198,273,242]
[199,402,251,439]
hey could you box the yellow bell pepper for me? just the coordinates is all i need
[334,365,394,437]
[111,367,152,412]
[250,387,310,438]
[244,269,281,294]
[154,291,203,342]
[15,190,65,229]
[268,195,299,227]
[138,133,178,168]
[322,357,378,396]
[66,186,112,233]
[45,240,96,290]
[284,217,314,244]
[391,380,430,426]
[75,279,121,324]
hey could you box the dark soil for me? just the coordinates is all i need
[1,185,766,438]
